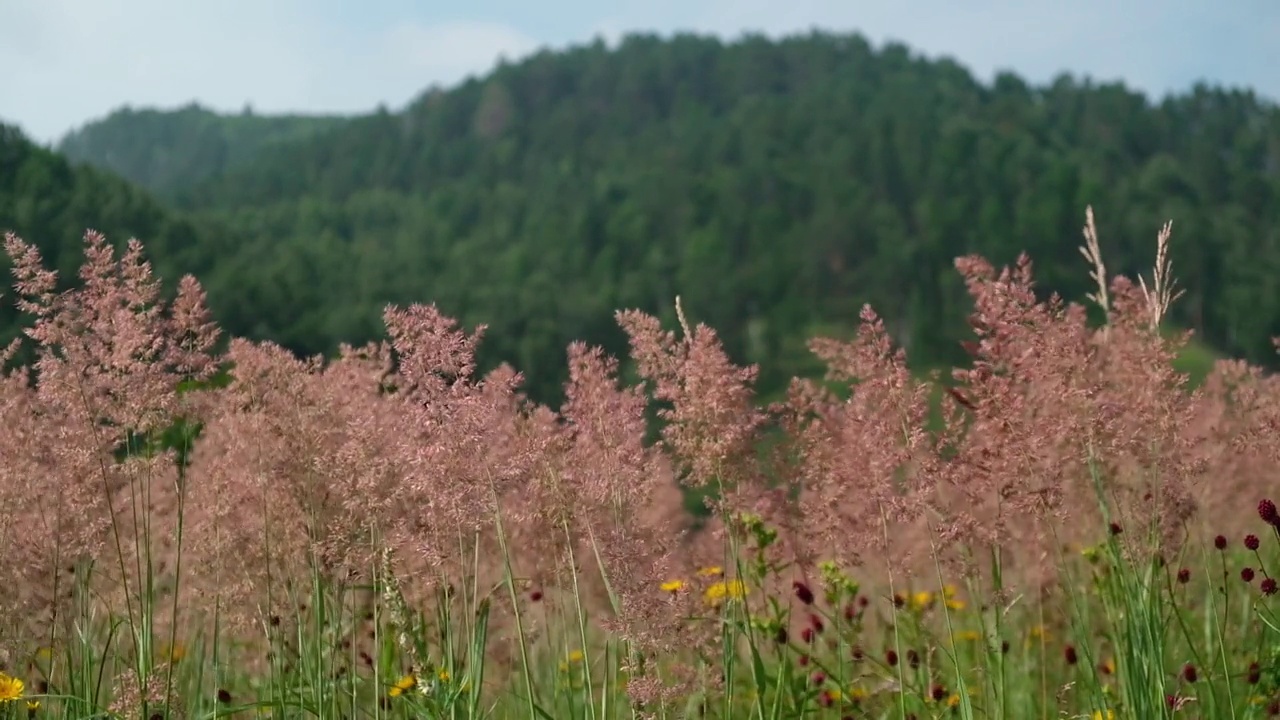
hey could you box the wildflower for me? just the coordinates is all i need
[703,579,748,607]
[1064,645,1078,665]
[1215,535,1228,550]
[793,580,815,605]
[1093,710,1115,720]
[1246,534,1261,551]
[660,579,686,593]
[893,593,906,608]
[910,591,935,612]
[930,684,946,702]
[163,642,187,664]
[800,627,815,644]
[1099,658,1115,675]
[808,613,825,634]
[388,674,416,697]
[942,584,966,610]
[955,630,981,642]
[885,649,899,666]
[1242,567,1256,583]
[947,694,961,708]
[1109,522,1123,536]
[0,674,23,702]
[559,650,586,673]
[1182,663,1197,683]
[1177,568,1191,584]
[697,566,724,577]
[1247,661,1261,684]
[849,686,869,702]
[1260,499,1279,526]
[1263,578,1278,596]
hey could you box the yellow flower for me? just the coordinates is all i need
[388,674,416,697]
[942,584,966,610]
[704,579,748,607]
[909,590,935,612]
[660,579,686,593]
[437,668,450,682]
[162,642,187,664]
[947,694,961,708]
[955,630,981,642]
[1028,625,1050,643]
[558,649,586,673]
[0,673,23,702]
[848,686,869,702]
[697,566,724,577]
[1092,710,1115,720]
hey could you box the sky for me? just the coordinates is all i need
[2,0,1277,145]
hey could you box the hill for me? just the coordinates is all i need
[58,103,348,198]
[49,31,1280,402]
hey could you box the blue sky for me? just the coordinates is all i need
[2,0,1277,144]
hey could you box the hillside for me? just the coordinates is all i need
[58,103,348,198]
[0,124,233,334]
[49,31,1280,402]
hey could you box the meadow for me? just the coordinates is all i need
[1,207,1279,719]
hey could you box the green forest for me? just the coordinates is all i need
[5,30,1280,402]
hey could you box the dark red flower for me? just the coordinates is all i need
[1215,535,1228,550]
[1182,663,1197,683]
[1064,645,1078,665]
[1246,534,1261,551]
[1177,568,1191,584]
[793,581,815,605]
[1243,567,1256,582]
[1261,499,1279,526]
[1263,578,1278,596]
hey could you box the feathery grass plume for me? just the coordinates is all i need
[615,306,765,504]
[782,304,937,572]
[0,231,218,664]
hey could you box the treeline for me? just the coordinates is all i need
[8,30,1280,402]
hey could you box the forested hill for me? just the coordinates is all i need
[58,104,349,197]
[30,31,1280,402]
[0,124,233,333]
